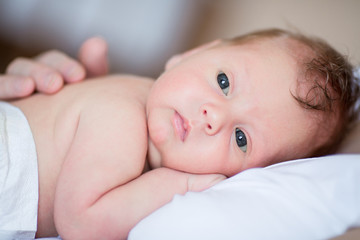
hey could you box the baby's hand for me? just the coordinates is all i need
[187,173,226,192]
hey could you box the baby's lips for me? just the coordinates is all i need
[173,111,191,141]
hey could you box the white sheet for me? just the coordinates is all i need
[129,154,360,240]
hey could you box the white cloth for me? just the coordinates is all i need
[0,102,38,240]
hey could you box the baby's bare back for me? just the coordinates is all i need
[11,75,153,237]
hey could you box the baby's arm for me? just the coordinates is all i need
[53,87,224,240]
[58,167,222,240]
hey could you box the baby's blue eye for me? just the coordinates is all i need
[235,128,247,152]
[217,72,230,96]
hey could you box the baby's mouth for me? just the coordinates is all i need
[173,111,189,141]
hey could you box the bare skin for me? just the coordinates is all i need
[12,75,223,239]
[12,75,152,237]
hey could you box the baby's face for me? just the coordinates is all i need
[146,40,320,176]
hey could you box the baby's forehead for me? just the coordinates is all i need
[221,36,311,62]
[217,37,298,63]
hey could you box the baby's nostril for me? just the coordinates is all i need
[207,124,212,130]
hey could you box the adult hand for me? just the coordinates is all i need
[0,37,108,99]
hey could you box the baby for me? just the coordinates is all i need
[3,29,360,240]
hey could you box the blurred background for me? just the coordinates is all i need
[0,0,359,78]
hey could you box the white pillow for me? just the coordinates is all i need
[129,154,360,240]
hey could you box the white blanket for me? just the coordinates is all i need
[0,102,38,240]
[129,154,360,240]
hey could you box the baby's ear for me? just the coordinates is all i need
[165,39,221,71]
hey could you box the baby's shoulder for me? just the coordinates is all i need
[71,74,153,106]
[75,75,150,174]
[80,74,153,93]
[77,75,152,113]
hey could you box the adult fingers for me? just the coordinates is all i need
[79,37,109,77]
[0,75,35,99]
[6,57,64,94]
[36,50,86,83]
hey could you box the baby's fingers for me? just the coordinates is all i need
[187,174,226,192]
[6,57,64,94]
[0,76,35,99]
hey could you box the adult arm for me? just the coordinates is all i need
[0,37,108,99]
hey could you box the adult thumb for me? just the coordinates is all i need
[78,37,109,77]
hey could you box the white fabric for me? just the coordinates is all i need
[0,102,38,240]
[129,154,360,240]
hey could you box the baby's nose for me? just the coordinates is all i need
[200,103,226,135]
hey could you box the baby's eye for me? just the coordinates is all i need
[235,128,247,152]
[217,72,230,96]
